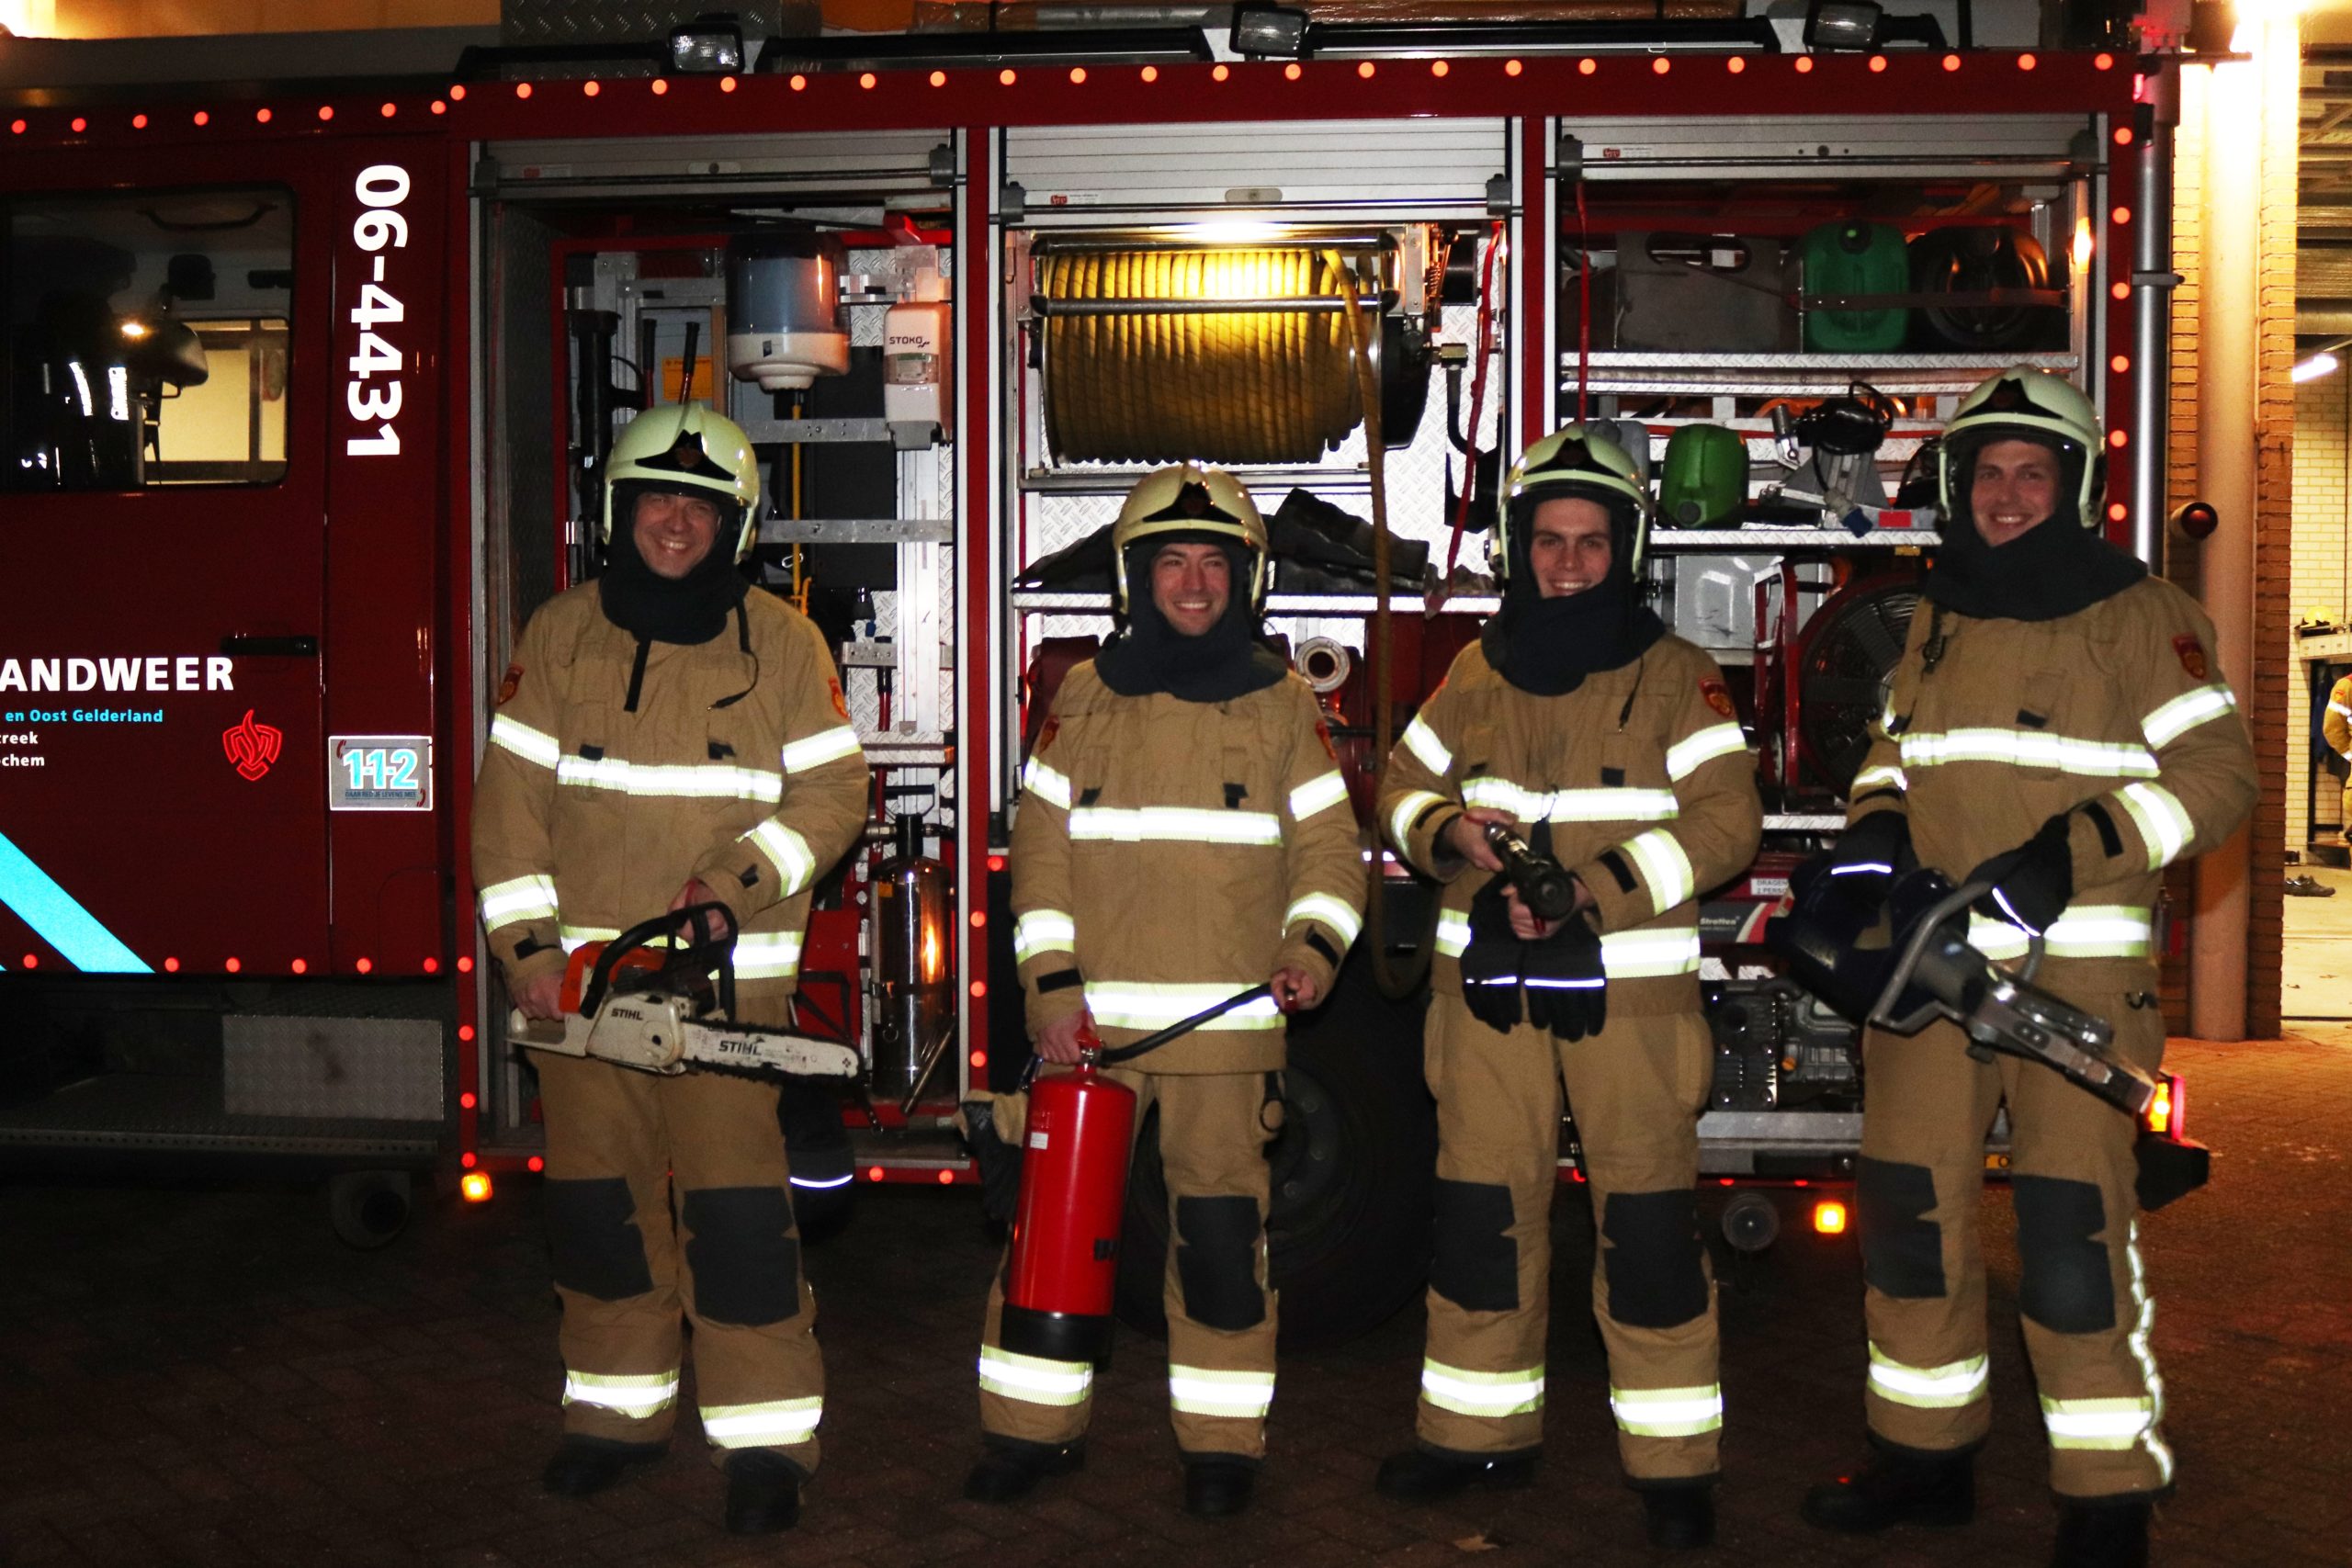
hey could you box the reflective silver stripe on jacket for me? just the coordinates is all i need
[1898,728,2158,779]
[1068,806,1283,846]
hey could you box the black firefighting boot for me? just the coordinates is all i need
[540,1436,667,1498]
[722,1450,803,1535]
[1639,1481,1717,1551]
[1801,1445,1974,1532]
[963,1438,1085,1504]
[1182,1455,1257,1517]
[1374,1447,1539,1502]
[2051,1496,2151,1568]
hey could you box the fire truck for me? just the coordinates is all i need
[0,7,2199,1341]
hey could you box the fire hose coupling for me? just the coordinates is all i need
[1482,820,1579,923]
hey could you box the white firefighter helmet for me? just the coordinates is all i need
[603,400,764,562]
[1937,367,2105,527]
[1496,423,1653,581]
[1109,463,1271,617]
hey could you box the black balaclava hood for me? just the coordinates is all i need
[1482,494,1665,696]
[1093,535,1287,704]
[1924,431,2144,622]
[598,481,751,646]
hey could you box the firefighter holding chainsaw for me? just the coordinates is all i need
[470,401,867,1535]
[1794,368,2254,1567]
[1376,426,1761,1551]
[964,465,1365,1517]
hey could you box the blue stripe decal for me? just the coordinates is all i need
[0,829,150,974]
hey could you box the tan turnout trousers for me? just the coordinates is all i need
[539,1054,825,1475]
[1414,996,1723,1483]
[977,1067,1280,1461]
[1857,957,2172,1498]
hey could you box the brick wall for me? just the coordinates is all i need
[2290,373,2349,853]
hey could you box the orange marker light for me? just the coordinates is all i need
[2095,51,2115,70]
[867,1166,885,1181]
[860,72,877,89]
[19,953,35,969]
[1652,57,1671,74]
[2111,354,2131,374]
[448,83,466,100]
[720,75,738,92]
[318,105,334,120]
[2112,206,2131,225]
[2109,502,2129,523]
[1358,60,1375,78]
[988,855,1006,873]
[514,82,531,98]
[1942,53,1961,71]
[356,957,373,975]
[790,73,808,90]
[528,1156,545,1172]
[582,81,599,97]
[1430,60,1449,77]
[2109,429,2128,448]
[1577,57,1596,74]
[970,910,987,928]
[1285,62,1302,81]
[938,1169,956,1185]
[930,70,945,86]
[424,957,440,975]
[1727,56,1746,73]
[652,78,669,95]
[431,98,447,114]
[1212,63,1229,82]
[1069,66,1087,84]
[164,957,180,973]
[382,101,398,117]
[291,959,307,975]
[461,1171,492,1201]
[459,1091,478,1110]
[1795,56,1815,73]
[2018,51,2036,69]
[460,1150,479,1169]
[1141,65,1159,82]
[1505,58,1523,75]
[1813,1200,1849,1235]
[2114,126,2133,146]
[458,955,474,974]
[132,113,148,129]
[970,1050,988,1068]
[70,117,85,132]
[2111,281,2131,300]
[226,956,242,973]
[970,981,988,998]
[7,119,22,134]
[458,1024,477,1043]
[1868,54,1886,72]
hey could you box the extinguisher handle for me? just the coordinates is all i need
[1091,984,1276,1066]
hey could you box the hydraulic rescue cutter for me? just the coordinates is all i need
[509,905,861,1080]
[1769,869,2160,1118]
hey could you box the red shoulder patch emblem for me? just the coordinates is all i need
[829,677,849,720]
[496,663,523,705]
[1035,714,1061,755]
[1700,678,1737,719]
[1314,718,1338,761]
[2172,635,2209,681]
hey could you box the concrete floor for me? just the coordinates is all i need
[2283,862,2352,1021]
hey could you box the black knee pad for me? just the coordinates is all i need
[1174,1194,1265,1332]
[2013,1176,2116,1334]
[681,1186,802,1327]
[1857,1157,1946,1300]
[544,1176,656,1302]
[1600,1189,1709,1330]
[1430,1179,1519,1313]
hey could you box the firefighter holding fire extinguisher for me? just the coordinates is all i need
[963,464,1365,1517]
[470,401,868,1537]
[1374,425,1762,1551]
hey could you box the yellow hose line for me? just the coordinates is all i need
[1037,248,1370,465]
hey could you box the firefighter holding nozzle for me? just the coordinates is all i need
[1793,368,2254,1567]
[1375,426,1763,1551]
[965,466,1366,1517]
[470,403,868,1535]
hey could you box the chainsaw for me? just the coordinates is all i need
[508,902,861,1079]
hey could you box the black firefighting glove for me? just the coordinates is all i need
[1813,811,1914,897]
[1458,873,1525,1034]
[1965,811,2075,935]
[961,1099,1024,1227]
[1521,910,1608,1043]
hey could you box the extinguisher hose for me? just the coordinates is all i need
[1089,984,1277,1066]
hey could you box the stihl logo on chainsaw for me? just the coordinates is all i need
[221,710,284,782]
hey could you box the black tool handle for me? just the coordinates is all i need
[582,901,741,1021]
[1484,822,1580,923]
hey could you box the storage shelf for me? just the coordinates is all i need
[1562,349,2077,398]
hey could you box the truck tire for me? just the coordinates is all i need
[1115,957,1434,1349]
[326,1168,413,1250]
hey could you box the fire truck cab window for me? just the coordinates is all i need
[5,188,292,491]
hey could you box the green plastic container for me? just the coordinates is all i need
[1658,424,1747,528]
[1803,221,1909,352]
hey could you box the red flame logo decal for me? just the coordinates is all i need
[222,709,283,782]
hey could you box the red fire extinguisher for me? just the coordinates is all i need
[997,984,1276,1366]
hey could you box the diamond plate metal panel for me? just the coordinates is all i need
[222,1017,445,1122]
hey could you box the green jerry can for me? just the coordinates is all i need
[1802,220,1909,352]
[1658,424,1747,528]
